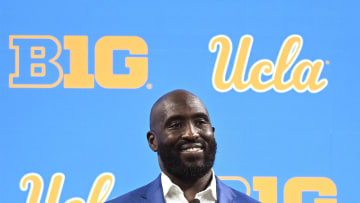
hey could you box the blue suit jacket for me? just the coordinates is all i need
[106,175,260,203]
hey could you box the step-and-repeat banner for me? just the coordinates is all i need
[1,0,359,202]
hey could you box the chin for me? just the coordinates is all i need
[183,160,207,169]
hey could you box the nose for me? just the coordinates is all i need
[182,122,199,140]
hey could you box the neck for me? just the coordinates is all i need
[163,170,213,202]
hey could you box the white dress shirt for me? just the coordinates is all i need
[161,170,217,203]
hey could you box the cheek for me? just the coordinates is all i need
[202,126,214,135]
[201,129,215,141]
[158,133,179,146]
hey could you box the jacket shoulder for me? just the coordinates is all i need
[216,176,260,203]
[105,182,151,203]
[230,188,261,203]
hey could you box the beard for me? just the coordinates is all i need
[157,137,217,181]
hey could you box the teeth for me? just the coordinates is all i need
[184,147,203,152]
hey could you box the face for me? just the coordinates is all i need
[148,92,217,180]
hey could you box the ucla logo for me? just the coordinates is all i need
[20,173,114,203]
[209,35,328,93]
[9,35,148,88]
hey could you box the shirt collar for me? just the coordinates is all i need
[161,170,217,201]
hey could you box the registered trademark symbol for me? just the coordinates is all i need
[146,83,152,89]
[326,60,330,64]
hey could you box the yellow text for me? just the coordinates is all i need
[20,173,114,203]
[9,35,148,89]
[209,35,328,93]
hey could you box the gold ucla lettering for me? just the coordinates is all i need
[87,173,115,203]
[45,173,65,203]
[20,173,115,203]
[209,34,328,93]
[9,35,148,89]
[20,173,44,203]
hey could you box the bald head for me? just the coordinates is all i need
[149,90,209,133]
[147,90,216,181]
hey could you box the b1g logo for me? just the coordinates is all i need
[209,35,328,93]
[9,35,148,88]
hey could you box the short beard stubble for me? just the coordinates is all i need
[158,138,217,181]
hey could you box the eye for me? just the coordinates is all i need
[195,118,208,126]
[168,121,182,129]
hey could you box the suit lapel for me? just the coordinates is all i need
[216,176,235,203]
[141,175,165,203]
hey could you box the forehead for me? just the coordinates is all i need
[161,95,209,119]
[150,91,211,131]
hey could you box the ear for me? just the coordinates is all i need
[147,131,158,152]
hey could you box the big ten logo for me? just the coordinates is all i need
[220,176,337,203]
[209,35,329,93]
[8,35,148,88]
[20,173,114,203]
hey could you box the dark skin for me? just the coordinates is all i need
[147,90,215,202]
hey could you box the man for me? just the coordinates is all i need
[107,90,260,203]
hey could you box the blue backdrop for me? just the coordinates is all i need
[1,0,359,202]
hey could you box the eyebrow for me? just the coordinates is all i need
[164,115,185,127]
[191,112,210,121]
[164,112,210,127]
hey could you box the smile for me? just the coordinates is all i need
[181,147,204,152]
[179,143,205,153]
